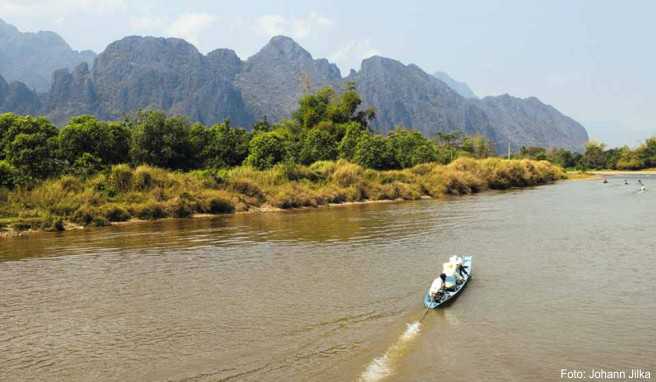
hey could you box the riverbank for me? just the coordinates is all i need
[0,158,565,239]
[589,169,656,175]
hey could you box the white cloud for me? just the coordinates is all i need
[255,12,333,40]
[330,40,380,73]
[165,13,217,49]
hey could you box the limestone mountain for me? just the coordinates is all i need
[432,71,478,99]
[0,74,41,115]
[235,36,342,121]
[0,18,95,92]
[0,25,588,151]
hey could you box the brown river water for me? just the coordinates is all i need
[1,176,655,381]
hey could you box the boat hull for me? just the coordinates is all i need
[424,256,472,309]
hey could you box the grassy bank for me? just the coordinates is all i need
[0,158,565,237]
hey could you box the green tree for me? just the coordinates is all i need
[194,121,250,168]
[2,115,59,182]
[59,115,130,168]
[338,122,368,161]
[637,137,656,167]
[299,123,339,164]
[246,131,288,170]
[129,111,195,170]
[616,146,644,170]
[387,128,438,168]
[0,160,17,188]
[354,134,395,170]
[581,141,607,169]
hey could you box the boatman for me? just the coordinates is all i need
[430,277,444,301]
[454,256,468,278]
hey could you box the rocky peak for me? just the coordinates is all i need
[0,19,96,92]
[432,71,478,99]
[235,35,342,121]
[206,48,242,79]
[258,35,313,62]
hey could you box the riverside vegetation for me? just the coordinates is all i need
[0,85,566,234]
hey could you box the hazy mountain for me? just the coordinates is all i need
[347,56,497,140]
[0,20,588,151]
[432,71,478,99]
[235,36,342,121]
[0,74,41,114]
[0,18,95,92]
[90,36,252,126]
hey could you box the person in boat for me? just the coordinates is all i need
[451,256,469,278]
[429,277,444,301]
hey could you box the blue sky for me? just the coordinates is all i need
[2,0,655,147]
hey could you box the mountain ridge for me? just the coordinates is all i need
[0,20,588,151]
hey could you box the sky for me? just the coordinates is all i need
[1,0,655,147]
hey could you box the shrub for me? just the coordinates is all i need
[108,164,133,193]
[72,205,101,226]
[166,197,194,218]
[101,205,131,222]
[132,202,168,220]
[330,161,364,187]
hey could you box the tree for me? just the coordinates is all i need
[293,84,374,130]
[637,137,656,168]
[387,128,438,168]
[294,87,335,129]
[0,160,17,188]
[299,123,339,164]
[2,115,59,182]
[338,122,368,161]
[545,148,577,168]
[354,134,395,170]
[59,115,130,168]
[462,134,494,159]
[245,131,288,170]
[194,121,250,168]
[581,141,606,169]
[615,146,644,170]
[520,146,547,160]
[129,111,195,170]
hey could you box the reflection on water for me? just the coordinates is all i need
[1,176,655,381]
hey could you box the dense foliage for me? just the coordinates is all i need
[0,84,495,187]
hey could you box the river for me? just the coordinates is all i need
[1,176,655,381]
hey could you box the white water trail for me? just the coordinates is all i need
[358,321,422,382]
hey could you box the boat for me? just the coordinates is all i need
[423,256,472,309]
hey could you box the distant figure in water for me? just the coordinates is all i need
[603,178,608,184]
[625,179,629,185]
[638,179,643,185]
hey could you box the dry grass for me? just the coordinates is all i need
[0,158,565,232]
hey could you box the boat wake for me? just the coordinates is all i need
[358,321,422,382]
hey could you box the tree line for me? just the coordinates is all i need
[0,84,496,188]
[515,139,656,171]
[4,82,649,190]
